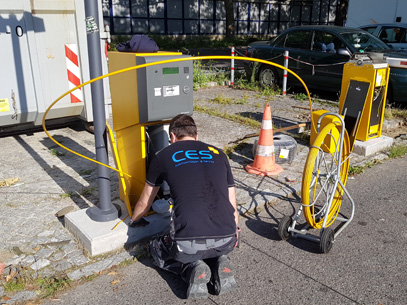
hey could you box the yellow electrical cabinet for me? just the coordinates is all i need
[108,51,194,209]
[339,53,389,142]
[310,110,344,154]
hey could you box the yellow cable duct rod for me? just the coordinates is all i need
[42,55,314,179]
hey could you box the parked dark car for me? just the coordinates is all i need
[360,23,407,50]
[244,25,407,103]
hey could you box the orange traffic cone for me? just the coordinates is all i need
[245,103,284,176]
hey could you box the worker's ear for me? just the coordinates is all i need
[170,132,177,143]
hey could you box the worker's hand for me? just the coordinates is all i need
[234,227,241,248]
[128,218,149,227]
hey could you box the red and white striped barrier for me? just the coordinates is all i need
[230,46,235,86]
[65,44,83,103]
[283,50,289,96]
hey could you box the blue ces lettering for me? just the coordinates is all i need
[172,150,213,163]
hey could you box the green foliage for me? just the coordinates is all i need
[194,105,261,129]
[37,277,72,299]
[210,95,234,105]
[78,169,93,176]
[384,106,407,119]
[50,148,65,157]
[193,60,228,89]
[80,187,95,197]
[388,144,407,158]
[60,192,74,199]
[348,159,382,176]
[293,92,308,101]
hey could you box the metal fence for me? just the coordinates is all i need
[102,0,343,36]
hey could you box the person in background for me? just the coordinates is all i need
[129,114,239,299]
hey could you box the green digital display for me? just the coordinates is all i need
[162,67,179,75]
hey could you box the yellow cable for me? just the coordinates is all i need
[41,56,313,178]
[301,122,350,229]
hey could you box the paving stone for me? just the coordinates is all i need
[21,255,36,266]
[37,230,55,237]
[61,242,78,254]
[4,290,37,304]
[52,261,72,272]
[49,251,67,262]
[66,252,89,266]
[34,248,54,259]
[0,285,4,297]
[30,258,51,270]
[5,254,25,266]
[67,252,133,281]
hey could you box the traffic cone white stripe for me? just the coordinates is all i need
[256,144,275,157]
[262,120,273,130]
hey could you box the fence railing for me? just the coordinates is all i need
[102,0,342,36]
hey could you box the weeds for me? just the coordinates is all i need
[2,266,71,300]
[194,105,261,129]
[193,60,228,89]
[293,92,308,101]
[37,277,72,299]
[78,169,93,176]
[60,192,74,199]
[384,106,407,119]
[348,159,382,176]
[50,149,65,157]
[210,95,234,105]
[80,187,94,197]
[388,144,407,158]
[224,142,250,158]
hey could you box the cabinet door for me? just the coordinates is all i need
[0,13,37,126]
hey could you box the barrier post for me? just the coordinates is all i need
[230,46,235,86]
[283,50,289,96]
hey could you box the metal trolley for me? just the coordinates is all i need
[278,113,355,253]
[277,53,390,253]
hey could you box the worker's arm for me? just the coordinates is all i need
[228,186,238,227]
[131,183,160,222]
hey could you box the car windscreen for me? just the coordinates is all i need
[341,31,390,52]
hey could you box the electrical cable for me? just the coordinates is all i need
[42,55,315,178]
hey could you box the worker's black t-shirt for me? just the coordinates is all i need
[146,140,236,240]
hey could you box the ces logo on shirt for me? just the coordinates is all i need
[172,146,219,166]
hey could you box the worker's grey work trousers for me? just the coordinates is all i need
[149,233,236,279]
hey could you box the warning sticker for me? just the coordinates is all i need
[154,88,162,97]
[0,98,10,112]
[163,85,180,97]
[279,148,289,159]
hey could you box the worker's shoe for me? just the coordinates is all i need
[207,255,237,295]
[182,260,211,299]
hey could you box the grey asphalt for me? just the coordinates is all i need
[41,155,407,305]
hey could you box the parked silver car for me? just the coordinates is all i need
[360,23,407,50]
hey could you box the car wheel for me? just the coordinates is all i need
[259,66,279,87]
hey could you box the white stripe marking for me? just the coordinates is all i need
[256,144,275,157]
[262,120,273,130]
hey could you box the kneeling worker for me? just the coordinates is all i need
[129,114,239,299]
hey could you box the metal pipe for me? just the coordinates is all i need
[230,46,235,86]
[283,50,289,96]
[84,0,119,222]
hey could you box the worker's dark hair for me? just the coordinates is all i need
[169,114,197,139]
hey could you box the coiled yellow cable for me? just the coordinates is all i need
[41,55,314,177]
[301,122,350,228]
